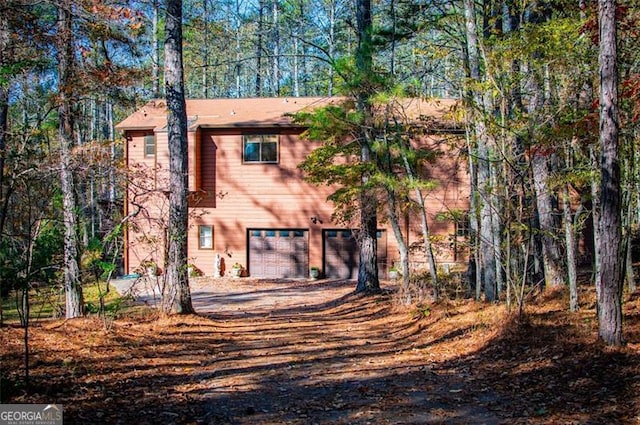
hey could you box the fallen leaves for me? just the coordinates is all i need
[1,281,639,424]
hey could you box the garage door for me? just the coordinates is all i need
[323,229,388,279]
[249,229,309,278]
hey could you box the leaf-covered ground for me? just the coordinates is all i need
[1,278,639,424]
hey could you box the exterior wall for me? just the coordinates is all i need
[125,129,169,274]
[405,138,470,270]
[186,127,335,276]
[125,126,470,278]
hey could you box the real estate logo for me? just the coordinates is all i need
[0,404,63,425]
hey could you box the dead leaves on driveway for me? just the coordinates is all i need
[1,282,639,424]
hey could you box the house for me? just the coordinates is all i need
[116,97,469,279]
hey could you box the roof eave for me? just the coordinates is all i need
[195,123,303,129]
[116,125,158,131]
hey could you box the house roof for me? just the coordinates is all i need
[115,97,458,132]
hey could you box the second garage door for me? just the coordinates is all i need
[323,229,388,279]
[249,229,309,278]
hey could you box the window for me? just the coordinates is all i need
[456,214,470,237]
[243,134,278,163]
[198,225,213,249]
[144,134,156,157]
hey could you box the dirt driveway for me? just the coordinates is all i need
[3,276,637,424]
[113,276,374,314]
[102,276,501,424]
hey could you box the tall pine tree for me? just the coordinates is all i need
[596,0,623,345]
[164,0,195,314]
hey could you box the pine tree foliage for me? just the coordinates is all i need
[0,0,147,318]
[0,0,639,346]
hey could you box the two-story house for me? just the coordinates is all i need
[117,97,468,279]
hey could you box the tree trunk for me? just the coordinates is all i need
[327,0,335,96]
[563,184,579,311]
[235,2,242,98]
[523,10,565,289]
[465,129,481,299]
[293,32,299,97]
[623,135,637,293]
[58,1,84,319]
[354,0,379,294]
[623,227,638,294]
[152,0,161,98]
[491,159,503,297]
[478,137,497,301]
[532,151,565,287]
[625,230,636,294]
[463,0,479,301]
[271,0,280,96]
[21,287,30,386]
[255,0,264,96]
[385,190,410,304]
[596,0,623,346]
[0,11,9,325]
[164,0,194,314]
[590,145,601,274]
[463,0,497,301]
[202,0,209,98]
[356,196,379,293]
[400,154,438,300]
[107,101,116,203]
[389,0,396,76]
[355,122,379,293]
[0,82,8,240]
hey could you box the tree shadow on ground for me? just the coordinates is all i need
[1,284,638,425]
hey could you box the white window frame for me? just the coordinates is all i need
[198,225,213,249]
[144,134,156,157]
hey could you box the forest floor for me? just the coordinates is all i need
[1,276,640,424]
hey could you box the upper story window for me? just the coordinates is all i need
[243,134,278,163]
[144,134,156,157]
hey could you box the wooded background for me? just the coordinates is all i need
[0,0,638,345]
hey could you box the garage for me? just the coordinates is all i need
[248,229,309,278]
[323,229,388,279]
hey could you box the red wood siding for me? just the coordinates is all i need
[126,126,469,277]
[187,128,333,275]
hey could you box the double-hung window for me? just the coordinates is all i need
[198,225,213,249]
[243,134,278,163]
[144,134,156,157]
